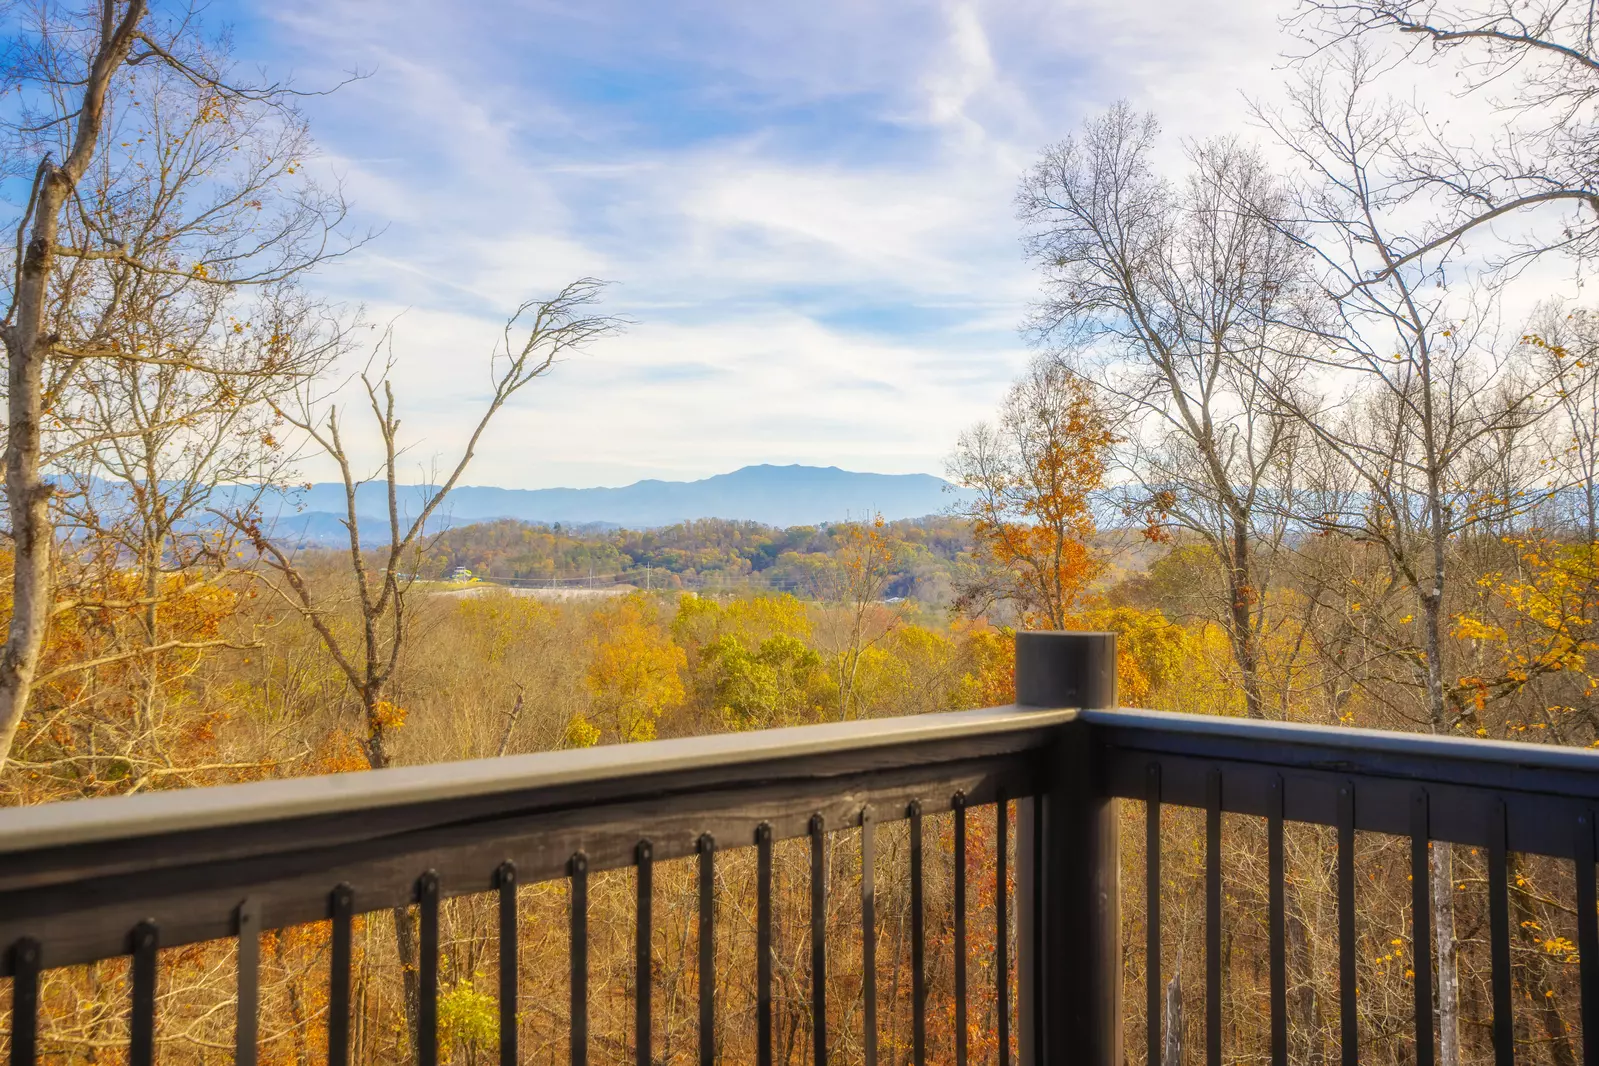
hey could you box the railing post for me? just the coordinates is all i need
[1015,631,1119,1066]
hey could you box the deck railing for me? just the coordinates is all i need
[6,631,1599,1066]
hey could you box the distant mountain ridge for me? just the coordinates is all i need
[253,465,964,536]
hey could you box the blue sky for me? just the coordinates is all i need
[218,0,1292,489]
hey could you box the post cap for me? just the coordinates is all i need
[1015,631,1117,709]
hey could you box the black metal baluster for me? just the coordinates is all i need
[757,823,774,1066]
[419,871,440,1066]
[1269,776,1286,1066]
[1147,763,1162,1066]
[1338,784,1356,1066]
[910,799,926,1066]
[1206,770,1221,1066]
[861,806,878,1066]
[954,792,968,1066]
[636,842,652,1066]
[329,884,354,1066]
[998,795,1010,1066]
[10,939,40,1066]
[497,862,518,1066]
[571,851,589,1066]
[1490,799,1513,1066]
[130,920,158,1066]
[1577,811,1598,1066]
[811,814,827,1066]
[1030,793,1043,1066]
[699,833,716,1066]
[236,898,261,1066]
[1412,791,1435,1066]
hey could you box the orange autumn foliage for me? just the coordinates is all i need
[3,550,266,802]
[950,360,1114,628]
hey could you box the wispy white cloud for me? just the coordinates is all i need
[220,0,1311,488]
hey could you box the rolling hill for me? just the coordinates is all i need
[245,465,965,543]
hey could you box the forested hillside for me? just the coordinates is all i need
[421,516,978,601]
[228,465,967,545]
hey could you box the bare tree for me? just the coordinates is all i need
[230,278,618,1044]
[1257,49,1553,1066]
[1526,303,1599,543]
[7,285,351,789]
[1295,0,1599,275]
[0,0,356,771]
[1017,104,1312,719]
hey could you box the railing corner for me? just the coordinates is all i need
[1016,629,1121,1066]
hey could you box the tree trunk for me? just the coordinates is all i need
[1432,841,1459,1066]
[362,698,424,1060]
[138,524,164,740]
[0,317,54,770]
[1227,515,1266,720]
[1422,562,1461,1066]
[392,902,424,1063]
[0,170,70,774]
[1162,958,1184,1066]
[1286,882,1326,1066]
[0,0,147,773]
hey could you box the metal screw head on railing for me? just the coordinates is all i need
[1014,631,1117,709]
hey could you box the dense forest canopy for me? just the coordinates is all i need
[419,515,979,600]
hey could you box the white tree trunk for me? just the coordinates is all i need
[1424,527,1459,1066]
[0,0,146,773]
[1433,840,1460,1066]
